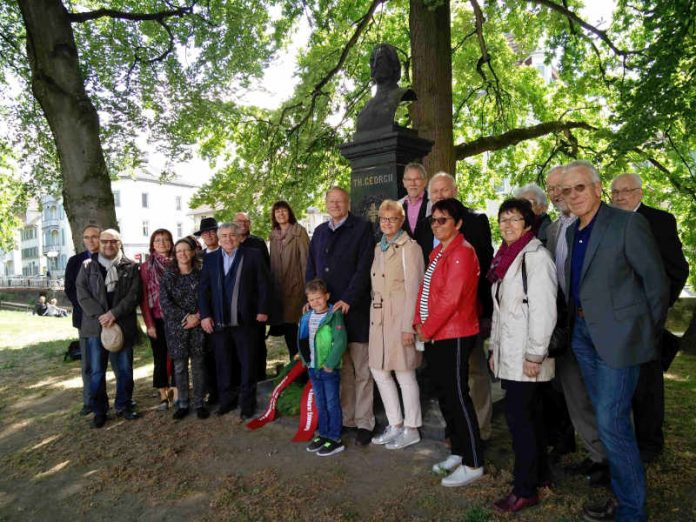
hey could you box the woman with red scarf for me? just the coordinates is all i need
[487,199,557,513]
[140,229,175,410]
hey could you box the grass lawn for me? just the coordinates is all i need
[0,310,694,521]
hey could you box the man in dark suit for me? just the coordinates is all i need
[562,161,669,522]
[427,172,494,442]
[64,224,102,416]
[611,173,689,463]
[306,186,375,446]
[399,162,432,264]
[234,212,271,380]
[199,222,270,420]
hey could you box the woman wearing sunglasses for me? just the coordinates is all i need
[487,198,557,513]
[414,198,484,487]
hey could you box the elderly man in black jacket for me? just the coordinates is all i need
[64,224,102,416]
[76,229,141,428]
[611,172,689,463]
[306,186,375,446]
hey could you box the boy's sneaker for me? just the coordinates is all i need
[317,439,345,457]
[306,436,326,453]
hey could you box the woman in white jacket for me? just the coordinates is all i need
[488,199,557,514]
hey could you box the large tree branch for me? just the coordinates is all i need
[526,0,638,57]
[633,146,696,204]
[454,120,596,159]
[67,4,195,23]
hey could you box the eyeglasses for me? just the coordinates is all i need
[611,188,640,197]
[546,185,562,194]
[561,184,589,197]
[83,235,100,240]
[428,216,453,226]
[499,217,525,225]
[379,217,401,224]
[100,240,119,245]
[403,177,423,183]
[153,238,171,244]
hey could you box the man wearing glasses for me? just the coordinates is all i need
[611,173,689,464]
[399,162,432,264]
[561,161,669,522]
[76,229,142,428]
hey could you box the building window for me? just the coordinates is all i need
[177,223,183,238]
[142,221,149,237]
[142,193,149,208]
[176,196,182,211]
[114,190,121,207]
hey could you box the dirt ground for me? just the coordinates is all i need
[0,312,694,521]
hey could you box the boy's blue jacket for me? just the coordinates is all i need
[297,306,347,369]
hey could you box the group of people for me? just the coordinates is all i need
[62,159,686,522]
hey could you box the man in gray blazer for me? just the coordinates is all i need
[545,166,608,483]
[561,161,669,522]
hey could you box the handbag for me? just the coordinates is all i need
[521,253,568,358]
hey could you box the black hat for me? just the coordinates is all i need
[194,217,218,237]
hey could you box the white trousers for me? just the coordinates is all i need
[370,367,422,428]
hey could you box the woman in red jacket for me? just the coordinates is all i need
[415,198,484,488]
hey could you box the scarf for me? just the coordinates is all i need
[98,252,123,293]
[487,230,535,283]
[146,252,170,308]
[379,229,404,252]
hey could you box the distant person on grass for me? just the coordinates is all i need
[299,279,348,457]
[65,224,101,416]
[76,228,141,428]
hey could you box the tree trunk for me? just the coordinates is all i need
[18,0,116,251]
[409,0,455,176]
[680,309,696,355]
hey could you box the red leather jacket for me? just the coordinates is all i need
[414,233,480,341]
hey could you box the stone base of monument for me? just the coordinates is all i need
[255,377,504,441]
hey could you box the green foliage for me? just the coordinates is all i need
[0,144,26,252]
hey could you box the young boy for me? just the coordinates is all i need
[297,279,347,456]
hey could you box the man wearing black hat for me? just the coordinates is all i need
[194,217,220,404]
[195,217,220,254]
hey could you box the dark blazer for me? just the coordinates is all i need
[637,203,689,306]
[564,203,669,368]
[241,234,271,267]
[64,250,91,329]
[198,247,270,329]
[306,212,375,343]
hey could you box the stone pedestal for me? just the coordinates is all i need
[339,126,433,231]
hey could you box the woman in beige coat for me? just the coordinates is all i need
[269,201,310,358]
[369,199,425,450]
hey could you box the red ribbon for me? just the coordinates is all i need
[246,360,307,430]
[291,381,317,442]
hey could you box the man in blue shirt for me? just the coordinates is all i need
[561,161,669,522]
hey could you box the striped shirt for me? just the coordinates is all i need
[419,250,443,323]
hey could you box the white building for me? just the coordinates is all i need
[19,204,45,277]
[41,194,73,276]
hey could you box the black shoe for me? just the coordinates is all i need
[196,407,210,419]
[173,407,189,420]
[355,428,372,447]
[582,498,616,521]
[317,439,345,457]
[587,465,611,488]
[239,412,254,423]
[307,436,326,453]
[205,395,218,406]
[79,405,92,416]
[116,408,139,420]
[342,425,357,434]
[92,414,106,428]
[215,405,234,416]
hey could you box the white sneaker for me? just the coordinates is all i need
[386,427,421,449]
[441,464,484,487]
[371,425,402,445]
[432,454,462,474]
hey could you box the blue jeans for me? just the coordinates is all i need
[309,368,342,442]
[572,317,646,522]
[88,336,134,416]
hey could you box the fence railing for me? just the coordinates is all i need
[0,277,64,290]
